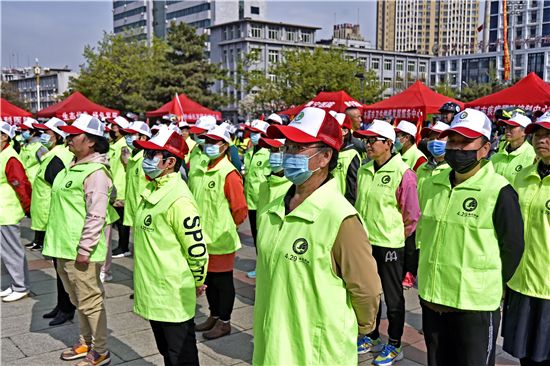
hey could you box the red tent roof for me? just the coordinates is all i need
[465,72,550,119]
[36,91,120,121]
[146,93,221,122]
[362,80,465,122]
[1,98,32,125]
[279,91,364,116]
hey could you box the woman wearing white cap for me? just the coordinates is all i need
[502,116,550,366]
[417,109,524,366]
[42,114,113,365]
[256,137,292,214]
[416,122,451,193]
[188,116,217,172]
[19,118,48,185]
[188,124,248,340]
[354,120,421,365]
[394,120,427,172]
[491,113,537,184]
[0,122,32,303]
[253,107,381,366]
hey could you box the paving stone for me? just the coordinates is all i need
[6,349,124,366]
[104,293,138,316]
[1,337,25,362]
[104,279,134,299]
[120,353,163,365]
[108,329,159,362]
[198,329,254,365]
[9,323,81,356]
[229,306,254,331]
[1,292,57,318]
[106,311,151,337]
[1,310,76,338]
[29,279,56,296]
[404,307,423,332]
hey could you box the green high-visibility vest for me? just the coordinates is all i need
[20,141,42,184]
[491,141,536,184]
[355,154,411,248]
[1,145,26,225]
[253,179,359,366]
[498,135,507,152]
[189,146,207,172]
[508,160,550,300]
[30,145,74,231]
[42,161,112,262]
[257,173,292,215]
[108,138,127,200]
[184,137,197,165]
[133,173,208,322]
[333,148,360,196]
[417,160,509,310]
[416,160,449,195]
[400,144,426,171]
[188,156,241,255]
[123,150,149,226]
[243,147,270,210]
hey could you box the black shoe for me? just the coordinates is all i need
[25,240,37,248]
[43,306,60,319]
[30,243,43,252]
[49,310,74,326]
[129,293,134,299]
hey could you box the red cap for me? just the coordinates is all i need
[439,127,483,139]
[525,121,550,134]
[134,129,189,159]
[259,138,284,149]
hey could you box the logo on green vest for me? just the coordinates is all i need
[292,238,308,255]
[463,198,478,212]
[208,181,215,189]
[135,167,139,174]
[293,111,305,123]
[65,181,73,188]
[336,162,342,170]
[144,215,152,226]
[26,155,30,160]
[257,161,262,166]
[546,200,550,211]
[381,175,391,184]
[515,165,523,172]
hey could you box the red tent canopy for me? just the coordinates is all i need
[146,93,221,122]
[362,81,465,122]
[465,72,550,119]
[1,98,32,125]
[36,91,120,122]
[279,91,364,117]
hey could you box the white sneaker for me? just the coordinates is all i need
[0,288,13,297]
[100,272,113,283]
[2,290,30,302]
[112,251,132,259]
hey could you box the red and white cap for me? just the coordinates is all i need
[107,116,131,130]
[421,121,450,138]
[0,122,15,139]
[151,124,161,133]
[247,120,270,136]
[497,113,531,128]
[440,108,492,140]
[33,117,68,139]
[199,123,231,143]
[330,112,353,130]
[395,120,417,137]
[525,110,550,134]
[179,121,190,129]
[19,118,39,130]
[168,124,181,135]
[266,113,283,125]
[267,107,343,151]
[353,119,396,143]
[189,116,217,134]
[134,128,189,159]
[122,121,152,138]
[259,138,285,149]
[59,114,105,136]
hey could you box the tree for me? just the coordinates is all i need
[433,75,457,99]
[1,82,31,111]
[458,65,521,103]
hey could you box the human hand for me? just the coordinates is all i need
[196,284,207,298]
[76,254,90,267]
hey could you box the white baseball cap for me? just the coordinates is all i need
[134,128,188,159]
[189,116,217,134]
[108,116,131,130]
[440,108,492,140]
[168,124,181,135]
[199,123,231,143]
[0,122,15,139]
[247,120,270,136]
[353,119,396,143]
[266,113,283,125]
[33,117,68,139]
[179,121,190,129]
[395,120,417,137]
[19,118,39,130]
[60,114,106,137]
[525,110,550,134]
[122,121,152,138]
[421,121,450,138]
[497,113,532,128]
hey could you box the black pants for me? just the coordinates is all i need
[113,206,130,253]
[204,271,235,321]
[52,257,76,313]
[150,318,199,366]
[368,246,405,347]
[249,210,257,249]
[403,233,419,277]
[521,359,550,366]
[35,230,45,244]
[422,302,500,366]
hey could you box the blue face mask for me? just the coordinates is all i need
[250,133,261,145]
[237,131,244,139]
[126,135,137,149]
[427,140,447,157]
[22,131,32,141]
[103,132,109,139]
[193,134,205,146]
[204,143,223,160]
[282,150,323,186]
[40,133,53,148]
[269,152,284,173]
[394,136,404,151]
[142,156,165,179]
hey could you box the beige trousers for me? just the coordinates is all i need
[57,259,108,354]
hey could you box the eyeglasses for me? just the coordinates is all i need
[279,143,324,155]
[363,137,387,145]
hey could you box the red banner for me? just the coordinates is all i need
[503,0,510,80]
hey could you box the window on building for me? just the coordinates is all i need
[431,61,436,72]
[384,59,392,70]
[165,3,211,20]
[440,60,446,71]
[251,6,260,15]
[223,27,228,40]
[383,77,392,88]
[251,24,261,38]
[302,30,312,43]
[268,50,279,63]
[396,60,404,71]
[113,6,147,21]
[359,57,368,69]
[408,61,416,72]
[223,50,227,63]
[419,62,426,73]
[237,24,241,38]
[517,28,523,38]
[230,26,234,39]
[452,74,457,84]
[532,1,539,7]
[516,54,524,67]
[287,28,295,41]
[372,58,380,70]
[249,48,261,61]
[518,14,524,24]
[532,10,538,22]
[268,26,279,40]
[531,25,538,36]
[230,49,234,62]
[236,48,241,61]
[451,60,457,71]
[237,90,242,101]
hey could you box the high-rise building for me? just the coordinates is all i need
[376,0,481,56]
[333,23,365,41]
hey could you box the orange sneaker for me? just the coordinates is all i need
[61,342,90,360]
[76,350,111,366]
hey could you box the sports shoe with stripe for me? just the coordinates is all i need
[357,335,383,354]
[76,350,111,366]
[61,342,90,360]
[374,343,403,365]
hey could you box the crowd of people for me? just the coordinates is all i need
[0,100,548,366]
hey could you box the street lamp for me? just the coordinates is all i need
[507,1,525,82]
[33,59,42,111]
[354,73,365,103]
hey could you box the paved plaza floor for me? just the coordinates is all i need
[1,218,520,365]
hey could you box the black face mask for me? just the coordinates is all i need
[444,147,482,174]
[109,130,117,139]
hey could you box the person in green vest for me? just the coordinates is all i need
[188,124,248,340]
[354,120,421,366]
[131,127,208,366]
[43,114,113,366]
[502,117,550,365]
[491,113,537,184]
[395,120,427,172]
[30,118,77,325]
[19,118,48,185]
[331,112,360,205]
[188,116,217,172]
[417,108,525,366]
[0,122,32,303]
[253,107,381,366]
[179,121,196,166]
[106,116,132,259]
[243,120,271,250]
[416,122,451,194]
[234,124,251,156]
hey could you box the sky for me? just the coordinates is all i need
[1,0,379,72]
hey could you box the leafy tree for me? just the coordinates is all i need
[433,75,457,99]
[1,82,31,111]
[458,65,521,103]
